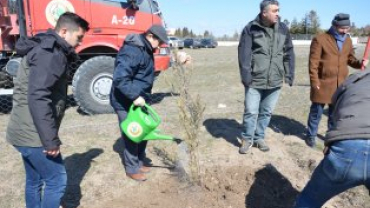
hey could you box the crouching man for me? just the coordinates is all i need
[294,69,370,207]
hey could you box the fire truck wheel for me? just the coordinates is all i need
[72,56,115,115]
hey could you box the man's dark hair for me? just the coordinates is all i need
[55,12,90,32]
[260,0,279,12]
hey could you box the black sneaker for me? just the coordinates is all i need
[239,140,253,154]
[253,140,270,152]
[305,137,316,148]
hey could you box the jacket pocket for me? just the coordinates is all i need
[251,56,268,76]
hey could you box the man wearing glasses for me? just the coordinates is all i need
[305,13,369,148]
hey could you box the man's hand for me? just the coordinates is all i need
[43,147,60,157]
[323,146,329,155]
[176,52,192,65]
[133,96,145,106]
[362,59,369,67]
[316,85,320,90]
[285,77,293,87]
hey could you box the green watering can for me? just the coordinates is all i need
[120,104,182,144]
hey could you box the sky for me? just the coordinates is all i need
[159,0,370,37]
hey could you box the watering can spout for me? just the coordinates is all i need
[144,130,173,141]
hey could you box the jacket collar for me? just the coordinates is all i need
[252,15,279,31]
[44,29,78,59]
[325,30,350,54]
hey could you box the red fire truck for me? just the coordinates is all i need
[0,0,171,114]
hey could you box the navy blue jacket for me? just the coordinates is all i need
[110,34,155,111]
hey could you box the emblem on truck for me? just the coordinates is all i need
[45,0,75,26]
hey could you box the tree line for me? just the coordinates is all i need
[174,10,370,41]
[284,10,370,36]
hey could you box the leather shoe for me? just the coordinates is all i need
[126,173,147,181]
[139,166,151,173]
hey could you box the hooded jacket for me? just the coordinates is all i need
[238,15,295,89]
[6,29,77,150]
[110,34,155,111]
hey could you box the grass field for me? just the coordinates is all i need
[0,45,369,208]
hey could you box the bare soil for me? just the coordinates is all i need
[1,46,369,208]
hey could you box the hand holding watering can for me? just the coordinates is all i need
[133,96,146,107]
[121,104,182,144]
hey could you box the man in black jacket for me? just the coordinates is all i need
[238,0,295,153]
[6,12,89,208]
[110,25,169,181]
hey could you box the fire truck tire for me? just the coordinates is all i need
[72,56,115,115]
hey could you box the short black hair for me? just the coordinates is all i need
[260,0,279,12]
[55,12,90,32]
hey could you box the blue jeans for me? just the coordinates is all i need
[241,87,281,141]
[306,103,334,139]
[294,140,370,208]
[14,146,67,208]
[116,110,148,174]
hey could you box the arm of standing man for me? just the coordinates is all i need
[238,25,253,87]
[309,37,322,90]
[283,24,295,86]
[347,43,368,69]
[27,50,66,154]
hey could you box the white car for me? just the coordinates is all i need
[168,36,184,49]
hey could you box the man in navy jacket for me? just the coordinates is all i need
[110,25,168,181]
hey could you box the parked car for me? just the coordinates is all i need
[183,38,202,49]
[168,36,184,49]
[201,38,218,48]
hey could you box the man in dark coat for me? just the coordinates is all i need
[6,12,89,208]
[238,0,295,153]
[110,24,168,181]
[305,13,368,147]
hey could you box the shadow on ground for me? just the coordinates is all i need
[203,118,242,147]
[62,148,104,208]
[269,115,307,140]
[245,164,299,208]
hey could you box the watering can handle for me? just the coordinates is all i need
[142,104,161,122]
[129,104,161,122]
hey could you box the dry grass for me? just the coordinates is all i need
[0,45,369,208]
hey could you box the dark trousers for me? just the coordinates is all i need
[306,102,334,139]
[116,110,148,174]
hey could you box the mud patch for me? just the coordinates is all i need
[96,164,299,208]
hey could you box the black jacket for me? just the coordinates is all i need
[6,29,77,150]
[110,34,155,111]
